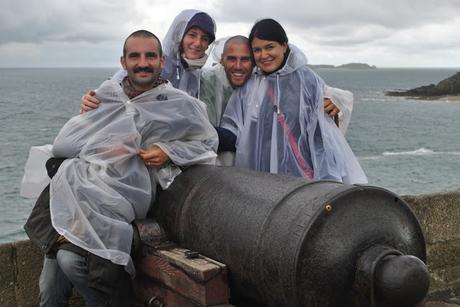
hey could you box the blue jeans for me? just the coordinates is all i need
[39,250,106,307]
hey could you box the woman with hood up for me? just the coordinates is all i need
[221,19,367,184]
[161,9,216,97]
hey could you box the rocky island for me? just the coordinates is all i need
[308,62,377,69]
[386,71,460,100]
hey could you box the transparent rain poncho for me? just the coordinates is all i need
[47,80,217,275]
[221,44,367,184]
[324,85,353,134]
[162,9,216,98]
[200,63,234,127]
[204,36,229,67]
[203,38,353,133]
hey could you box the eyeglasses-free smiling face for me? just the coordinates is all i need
[221,42,253,88]
[181,27,210,60]
[121,37,164,91]
[251,37,288,74]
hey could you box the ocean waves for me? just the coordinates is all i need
[360,148,460,160]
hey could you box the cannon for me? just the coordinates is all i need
[149,165,429,307]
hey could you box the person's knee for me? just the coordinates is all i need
[56,250,87,280]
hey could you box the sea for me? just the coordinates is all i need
[1,67,459,244]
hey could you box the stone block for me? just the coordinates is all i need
[403,190,460,244]
[427,241,460,270]
[13,240,43,307]
[0,242,16,307]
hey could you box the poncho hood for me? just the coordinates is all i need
[162,9,216,97]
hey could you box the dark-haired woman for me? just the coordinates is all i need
[221,19,367,184]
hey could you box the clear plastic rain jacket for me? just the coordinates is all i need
[48,79,217,275]
[162,9,216,98]
[324,85,353,134]
[203,38,353,134]
[200,63,233,127]
[221,45,367,184]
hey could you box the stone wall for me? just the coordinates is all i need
[0,189,458,306]
[0,240,83,307]
[402,189,460,305]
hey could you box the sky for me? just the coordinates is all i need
[1,0,460,68]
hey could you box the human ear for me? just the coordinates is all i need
[120,56,127,70]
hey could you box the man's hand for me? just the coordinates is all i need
[323,98,340,118]
[80,90,100,113]
[139,147,170,168]
[324,98,340,127]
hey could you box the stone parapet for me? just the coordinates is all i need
[403,189,460,305]
[0,188,458,306]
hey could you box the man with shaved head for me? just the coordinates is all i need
[200,36,254,127]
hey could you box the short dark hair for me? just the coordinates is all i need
[248,19,288,45]
[123,30,162,57]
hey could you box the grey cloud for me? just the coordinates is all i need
[211,0,460,46]
[214,0,459,28]
[0,0,139,45]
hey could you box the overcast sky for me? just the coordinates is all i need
[1,0,460,68]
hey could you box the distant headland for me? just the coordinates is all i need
[308,62,377,69]
[386,71,460,100]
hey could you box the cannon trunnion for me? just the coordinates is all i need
[152,165,429,307]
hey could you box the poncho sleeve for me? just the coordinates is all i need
[324,85,353,135]
[138,92,218,167]
[303,71,367,184]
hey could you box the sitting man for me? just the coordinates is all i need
[24,30,217,306]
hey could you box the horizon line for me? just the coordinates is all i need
[1,66,460,69]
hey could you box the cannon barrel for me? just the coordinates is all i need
[152,165,429,307]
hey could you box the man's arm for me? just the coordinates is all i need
[80,90,100,113]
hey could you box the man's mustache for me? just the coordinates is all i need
[133,67,154,73]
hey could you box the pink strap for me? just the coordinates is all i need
[276,113,314,179]
[267,86,314,179]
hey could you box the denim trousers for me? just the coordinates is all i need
[39,249,106,307]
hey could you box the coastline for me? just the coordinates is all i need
[385,92,460,101]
